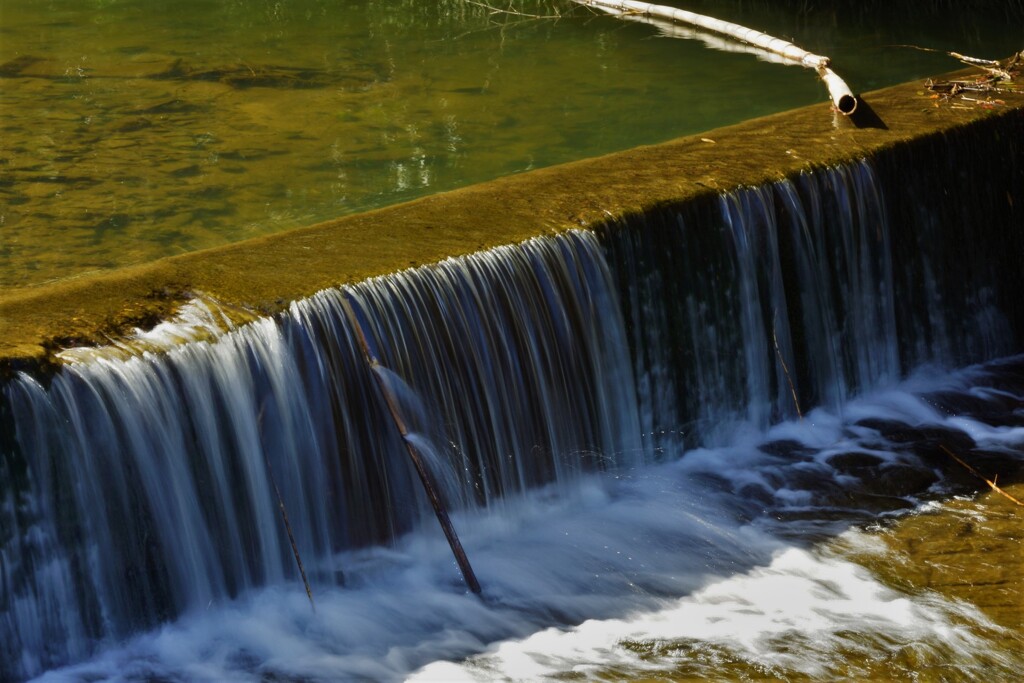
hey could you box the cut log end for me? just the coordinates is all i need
[820,67,858,116]
[835,93,858,116]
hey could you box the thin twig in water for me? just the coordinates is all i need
[889,44,1016,79]
[259,405,318,611]
[890,44,1000,67]
[464,0,566,20]
[772,313,802,420]
[940,444,1024,507]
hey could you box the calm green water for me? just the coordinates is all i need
[0,0,1020,289]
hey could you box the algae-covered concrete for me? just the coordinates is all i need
[857,482,1024,636]
[1,70,1022,375]
[598,482,1024,682]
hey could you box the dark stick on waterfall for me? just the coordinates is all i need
[339,290,483,595]
[772,313,803,420]
[259,406,318,612]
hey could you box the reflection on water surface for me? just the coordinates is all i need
[0,0,1020,288]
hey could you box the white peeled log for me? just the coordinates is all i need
[817,65,857,115]
[576,0,858,115]
[610,11,802,67]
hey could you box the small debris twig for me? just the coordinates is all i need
[258,406,317,611]
[465,0,566,19]
[771,313,802,420]
[918,48,1023,105]
[892,44,1017,79]
[939,444,1024,507]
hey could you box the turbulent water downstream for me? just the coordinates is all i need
[2,150,1023,680]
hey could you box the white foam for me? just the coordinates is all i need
[56,297,238,364]
[411,544,1010,681]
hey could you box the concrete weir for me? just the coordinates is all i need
[3,65,1024,681]
[1,70,1022,375]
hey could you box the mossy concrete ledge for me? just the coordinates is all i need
[1,72,1022,376]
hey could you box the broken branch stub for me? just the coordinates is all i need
[575,0,858,115]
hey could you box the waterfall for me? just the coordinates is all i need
[2,137,1021,679]
[0,231,644,679]
[602,158,1017,452]
[609,163,893,447]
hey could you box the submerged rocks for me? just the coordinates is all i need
[853,417,977,452]
[825,451,885,473]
